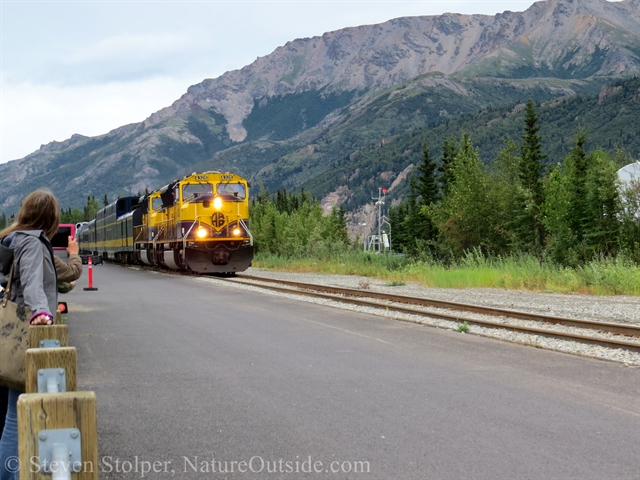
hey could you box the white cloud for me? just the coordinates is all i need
[0,75,206,162]
[0,0,544,164]
[62,31,204,65]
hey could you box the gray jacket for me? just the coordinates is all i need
[0,230,57,318]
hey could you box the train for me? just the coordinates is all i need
[77,171,253,273]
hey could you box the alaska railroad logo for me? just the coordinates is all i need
[212,212,226,229]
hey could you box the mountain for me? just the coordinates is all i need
[1,0,639,216]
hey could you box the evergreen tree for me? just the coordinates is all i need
[568,131,589,242]
[327,204,350,245]
[542,161,574,264]
[0,212,6,230]
[394,142,440,256]
[69,208,85,224]
[291,194,300,212]
[438,137,457,196]
[410,143,439,252]
[276,189,287,214]
[299,187,310,207]
[544,135,625,264]
[584,150,621,256]
[425,133,494,255]
[517,99,547,251]
[103,194,109,206]
[84,196,99,221]
[389,202,410,252]
[414,142,439,205]
[249,188,349,257]
[490,138,522,254]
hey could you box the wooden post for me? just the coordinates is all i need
[24,347,77,394]
[28,325,69,349]
[18,392,98,480]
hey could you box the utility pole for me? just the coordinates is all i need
[365,187,390,252]
[375,187,385,246]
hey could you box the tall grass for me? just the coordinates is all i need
[253,249,640,296]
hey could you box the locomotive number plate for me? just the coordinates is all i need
[221,174,233,180]
[194,175,208,181]
[212,212,226,229]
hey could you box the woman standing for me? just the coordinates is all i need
[0,189,60,480]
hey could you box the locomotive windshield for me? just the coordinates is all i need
[183,183,213,200]
[217,182,246,199]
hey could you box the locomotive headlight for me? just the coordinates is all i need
[197,227,207,238]
[213,197,223,210]
[232,227,242,236]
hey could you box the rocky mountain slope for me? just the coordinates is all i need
[1,0,639,213]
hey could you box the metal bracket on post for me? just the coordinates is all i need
[40,339,61,348]
[38,428,83,478]
[37,368,67,393]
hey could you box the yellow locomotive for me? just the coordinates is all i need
[78,171,253,273]
[135,171,253,273]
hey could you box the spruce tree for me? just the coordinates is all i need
[414,142,439,205]
[520,99,546,204]
[329,204,349,244]
[276,189,286,213]
[405,142,439,253]
[568,131,589,242]
[389,203,410,252]
[584,150,620,256]
[84,196,99,221]
[517,99,547,251]
[427,133,492,256]
[491,139,522,253]
[438,137,457,196]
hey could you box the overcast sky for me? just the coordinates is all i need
[0,0,542,163]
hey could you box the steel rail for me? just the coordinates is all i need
[223,275,640,353]
[236,274,640,338]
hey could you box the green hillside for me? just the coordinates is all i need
[301,76,640,211]
[195,75,605,196]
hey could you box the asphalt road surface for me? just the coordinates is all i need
[62,264,639,479]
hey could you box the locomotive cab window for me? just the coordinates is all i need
[152,197,164,211]
[183,183,213,200]
[216,182,246,199]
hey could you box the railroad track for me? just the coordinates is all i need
[219,274,640,354]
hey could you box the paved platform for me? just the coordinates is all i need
[64,264,640,479]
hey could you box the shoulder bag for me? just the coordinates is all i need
[0,263,32,390]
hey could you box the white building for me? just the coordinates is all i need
[617,161,640,186]
[617,161,640,218]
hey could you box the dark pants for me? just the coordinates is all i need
[0,386,6,437]
[0,388,20,480]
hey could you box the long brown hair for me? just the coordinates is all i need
[0,189,60,240]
